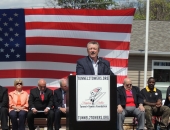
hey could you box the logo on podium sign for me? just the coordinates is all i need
[89,87,103,105]
[76,75,110,121]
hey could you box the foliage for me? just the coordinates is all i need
[116,0,170,20]
[45,0,114,9]
[45,0,170,20]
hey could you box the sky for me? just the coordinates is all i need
[0,0,47,9]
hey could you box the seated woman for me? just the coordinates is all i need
[9,79,29,130]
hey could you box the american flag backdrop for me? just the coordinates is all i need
[0,8,135,92]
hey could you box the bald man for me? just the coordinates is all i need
[27,79,54,130]
[117,78,145,130]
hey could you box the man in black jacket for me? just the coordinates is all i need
[0,86,9,130]
[27,79,54,130]
[76,41,114,75]
[53,79,68,130]
[117,78,145,130]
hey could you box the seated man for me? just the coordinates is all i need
[27,79,54,130]
[117,78,145,130]
[0,85,9,130]
[141,77,169,130]
[54,79,68,130]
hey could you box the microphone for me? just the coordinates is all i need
[99,57,114,75]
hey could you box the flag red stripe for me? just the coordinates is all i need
[26,53,128,67]
[118,75,127,85]
[4,76,124,88]
[6,87,59,94]
[0,70,73,79]
[25,8,136,16]
[26,53,83,63]
[104,58,128,67]
[26,22,132,33]
[26,37,130,50]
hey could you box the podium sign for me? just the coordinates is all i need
[76,75,110,121]
[67,75,117,130]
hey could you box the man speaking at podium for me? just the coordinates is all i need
[76,41,114,75]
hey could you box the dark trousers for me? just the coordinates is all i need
[27,110,54,130]
[9,110,27,130]
[54,109,66,130]
[0,107,9,130]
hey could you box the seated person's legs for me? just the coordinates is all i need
[18,110,27,130]
[27,110,35,130]
[0,107,9,130]
[28,110,54,130]
[132,108,145,130]
[117,108,126,130]
[47,110,54,130]
[156,106,170,129]
[54,109,66,130]
[144,105,154,130]
[9,110,18,130]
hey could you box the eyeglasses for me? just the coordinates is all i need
[126,84,132,87]
[39,86,46,88]
[16,83,22,85]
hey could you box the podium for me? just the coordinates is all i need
[66,75,117,130]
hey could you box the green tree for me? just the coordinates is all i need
[135,0,170,20]
[45,0,114,9]
[116,0,170,20]
[45,0,170,20]
[149,0,170,20]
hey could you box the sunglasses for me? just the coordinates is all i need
[16,83,22,85]
[39,86,46,88]
[126,84,132,87]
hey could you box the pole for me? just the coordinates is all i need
[144,0,150,87]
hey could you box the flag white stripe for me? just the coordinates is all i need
[0,62,127,76]
[0,62,76,72]
[26,30,131,42]
[0,78,123,87]
[25,15,134,24]
[111,67,127,75]
[26,45,129,59]
[0,78,60,87]
[117,84,123,87]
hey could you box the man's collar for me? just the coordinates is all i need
[88,56,99,63]
[62,89,66,94]
[146,86,156,92]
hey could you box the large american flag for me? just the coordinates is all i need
[0,8,135,92]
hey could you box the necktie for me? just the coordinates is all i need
[62,92,66,108]
[41,92,44,101]
[64,92,66,104]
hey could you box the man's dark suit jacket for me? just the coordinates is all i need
[0,86,8,108]
[28,87,53,110]
[76,56,114,75]
[54,88,63,109]
[117,86,143,108]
